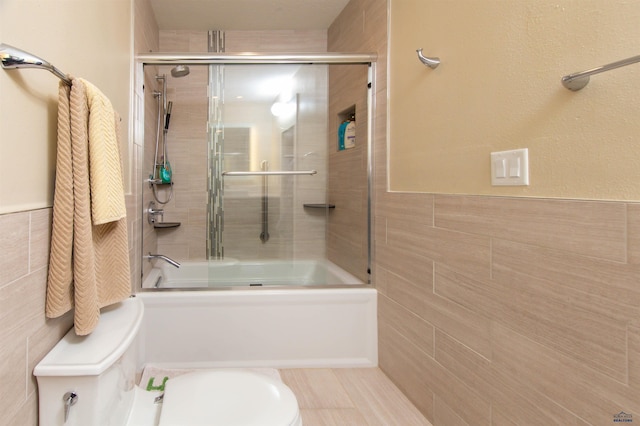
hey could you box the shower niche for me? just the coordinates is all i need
[337,105,357,151]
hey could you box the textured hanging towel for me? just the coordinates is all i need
[46,78,131,335]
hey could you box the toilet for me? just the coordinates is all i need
[34,297,302,426]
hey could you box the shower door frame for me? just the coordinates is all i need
[136,52,377,278]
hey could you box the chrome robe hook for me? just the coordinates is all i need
[416,48,440,69]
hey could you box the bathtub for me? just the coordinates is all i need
[137,260,377,368]
[142,259,364,288]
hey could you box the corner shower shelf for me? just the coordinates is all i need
[303,204,336,209]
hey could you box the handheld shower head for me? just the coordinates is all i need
[171,65,190,78]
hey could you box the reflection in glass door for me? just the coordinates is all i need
[208,64,329,263]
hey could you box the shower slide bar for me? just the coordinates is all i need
[562,54,640,91]
[222,170,317,176]
[0,43,72,85]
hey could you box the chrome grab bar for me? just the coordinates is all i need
[259,161,270,243]
[222,166,317,243]
[222,170,317,176]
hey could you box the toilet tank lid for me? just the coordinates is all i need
[34,297,144,377]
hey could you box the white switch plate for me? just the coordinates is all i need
[491,148,529,186]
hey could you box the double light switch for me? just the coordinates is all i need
[491,148,529,186]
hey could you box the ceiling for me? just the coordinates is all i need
[149,0,351,31]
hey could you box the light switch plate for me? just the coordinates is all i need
[491,148,529,186]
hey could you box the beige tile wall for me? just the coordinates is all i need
[151,30,209,262]
[154,30,329,263]
[326,62,371,282]
[0,209,73,425]
[327,0,387,283]
[376,194,640,424]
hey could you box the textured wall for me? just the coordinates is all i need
[388,0,640,200]
[0,0,133,213]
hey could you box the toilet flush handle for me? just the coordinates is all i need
[63,392,78,423]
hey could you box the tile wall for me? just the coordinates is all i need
[375,194,640,424]
[150,31,209,262]
[327,62,371,282]
[0,209,73,424]
[152,30,329,264]
[327,0,386,284]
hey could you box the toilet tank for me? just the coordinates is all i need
[34,297,144,426]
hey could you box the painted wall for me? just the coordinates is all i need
[389,0,640,200]
[0,1,135,423]
[0,0,133,214]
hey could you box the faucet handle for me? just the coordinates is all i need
[147,201,164,224]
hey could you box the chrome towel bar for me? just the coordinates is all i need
[562,54,640,91]
[0,43,72,85]
[222,170,317,176]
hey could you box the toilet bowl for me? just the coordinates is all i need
[34,297,302,426]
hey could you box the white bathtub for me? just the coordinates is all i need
[143,259,364,288]
[137,260,377,368]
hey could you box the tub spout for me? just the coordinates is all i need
[144,253,180,268]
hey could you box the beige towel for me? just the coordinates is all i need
[82,78,127,224]
[46,78,131,335]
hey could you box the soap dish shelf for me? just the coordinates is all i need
[303,204,336,209]
[153,222,181,229]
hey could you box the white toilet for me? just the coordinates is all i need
[34,297,302,426]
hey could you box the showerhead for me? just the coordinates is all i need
[171,65,190,78]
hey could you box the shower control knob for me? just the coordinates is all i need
[63,391,78,422]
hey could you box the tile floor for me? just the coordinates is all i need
[279,368,432,426]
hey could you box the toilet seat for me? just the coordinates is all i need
[158,370,302,426]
